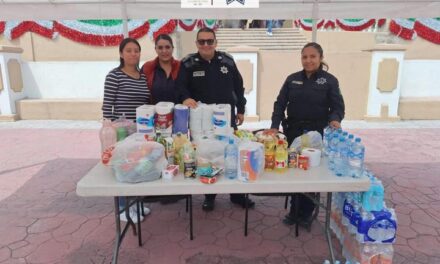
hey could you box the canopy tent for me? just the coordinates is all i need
[0,0,439,21]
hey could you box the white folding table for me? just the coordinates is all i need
[77,159,370,264]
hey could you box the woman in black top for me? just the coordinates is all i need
[142,34,181,104]
[268,42,345,227]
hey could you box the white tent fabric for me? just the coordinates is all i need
[0,0,439,20]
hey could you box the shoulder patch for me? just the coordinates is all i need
[218,51,235,67]
[182,53,198,68]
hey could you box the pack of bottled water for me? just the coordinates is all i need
[329,170,397,264]
[323,127,365,178]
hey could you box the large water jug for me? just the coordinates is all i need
[224,138,239,179]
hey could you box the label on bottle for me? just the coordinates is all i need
[265,154,275,170]
[184,160,196,178]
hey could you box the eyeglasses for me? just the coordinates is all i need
[156,45,172,50]
[197,39,215,46]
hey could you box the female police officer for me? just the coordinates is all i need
[267,42,345,227]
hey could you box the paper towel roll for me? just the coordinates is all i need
[189,105,203,133]
[202,104,214,131]
[155,102,174,137]
[212,104,231,136]
[301,148,321,167]
[136,104,155,135]
[173,104,189,135]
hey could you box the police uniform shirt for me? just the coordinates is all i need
[271,69,345,130]
[177,51,246,115]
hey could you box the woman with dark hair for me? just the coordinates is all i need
[142,34,184,205]
[141,34,181,104]
[103,38,151,121]
[267,42,345,227]
[102,38,151,223]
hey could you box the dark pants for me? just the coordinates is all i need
[286,120,326,219]
[204,193,245,202]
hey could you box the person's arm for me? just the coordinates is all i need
[102,71,118,120]
[233,68,246,115]
[176,63,197,108]
[270,78,290,130]
[327,77,345,127]
[232,65,246,126]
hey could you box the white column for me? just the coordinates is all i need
[227,46,259,121]
[364,45,406,120]
[0,46,25,121]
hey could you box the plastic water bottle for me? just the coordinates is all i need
[362,178,384,211]
[328,133,340,170]
[334,137,349,176]
[224,138,238,179]
[100,119,116,165]
[323,126,334,156]
[349,138,365,178]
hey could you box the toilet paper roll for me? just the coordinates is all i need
[301,148,321,167]
[173,104,189,135]
[136,104,156,135]
[212,104,231,136]
[201,104,214,131]
[155,102,174,137]
[189,105,203,133]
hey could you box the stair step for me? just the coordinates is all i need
[219,39,307,44]
[215,27,307,51]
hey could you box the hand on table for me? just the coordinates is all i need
[183,98,198,108]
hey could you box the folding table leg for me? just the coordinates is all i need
[244,194,249,236]
[112,197,121,264]
[124,197,137,236]
[189,195,194,240]
[325,192,335,263]
[136,199,142,246]
[295,194,299,237]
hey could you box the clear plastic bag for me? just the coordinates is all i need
[196,137,228,168]
[238,140,265,182]
[289,131,323,152]
[110,135,167,183]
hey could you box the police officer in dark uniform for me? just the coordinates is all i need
[268,42,345,227]
[177,27,255,211]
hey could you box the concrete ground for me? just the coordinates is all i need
[0,120,440,264]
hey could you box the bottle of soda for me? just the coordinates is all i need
[100,119,116,165]
[224,138,238,179]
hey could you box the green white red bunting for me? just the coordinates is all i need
[1,19,439,45]
[0,19,217,46]
[389,18,440,44]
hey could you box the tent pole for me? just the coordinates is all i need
[121,0,128,37]
[311,1,318,42]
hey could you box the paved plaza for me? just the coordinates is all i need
[0,120,440,263]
